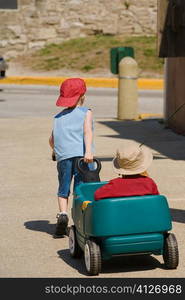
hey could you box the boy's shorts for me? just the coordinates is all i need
[57,157,86,198]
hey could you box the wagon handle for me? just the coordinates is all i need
[76,157,101,175]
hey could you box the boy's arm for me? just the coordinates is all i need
[49,131,54,149]
[84,110,93,163]
[49,132,56,161]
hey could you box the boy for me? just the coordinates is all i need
[49,78,94,238]
[94,143,159,200]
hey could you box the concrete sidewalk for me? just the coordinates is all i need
[0,108,185,278]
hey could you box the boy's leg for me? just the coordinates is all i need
[54,159,72,238]
[55,197,69,237]
[58,196,68,213]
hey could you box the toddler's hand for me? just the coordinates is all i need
[84,152,93,163]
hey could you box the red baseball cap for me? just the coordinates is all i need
[56,78,87,107]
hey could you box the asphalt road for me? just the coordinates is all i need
[0,84,184,279]
[0,84,163,118]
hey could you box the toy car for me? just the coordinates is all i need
[68,159,179,275]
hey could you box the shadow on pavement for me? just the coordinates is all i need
[101,254,165,274]
[57,250,165,276]
[24,222,168,275]
[57,249,87,276]
[98,119,185,160]
[171,209,185,224]
[24,220,56,236]
[24,220,71,237]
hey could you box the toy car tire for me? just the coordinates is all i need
[163,233,179,269]
[69,225,83,258]
[84,239,101,275]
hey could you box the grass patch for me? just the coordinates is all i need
[15,35,164,76]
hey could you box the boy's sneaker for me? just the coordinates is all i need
[53,213,69,238]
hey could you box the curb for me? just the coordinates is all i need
[0,76,164,89]
[138,113,163,120]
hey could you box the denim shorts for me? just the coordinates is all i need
[57,157,82,198]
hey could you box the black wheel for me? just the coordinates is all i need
[84,239,101,275]
[69,225,83,258]
[163,233,179,269]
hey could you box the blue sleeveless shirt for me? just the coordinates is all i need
[53,106,92,161]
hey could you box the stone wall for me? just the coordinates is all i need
[0,0,157,58]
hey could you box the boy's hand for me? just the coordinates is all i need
[52,151,56,161]
[84,152,93,163]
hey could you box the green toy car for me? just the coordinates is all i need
[68,160,179,275]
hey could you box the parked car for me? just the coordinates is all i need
[0,57,8,78]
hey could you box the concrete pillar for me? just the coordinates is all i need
[117,56,138,120]
[157,0,185,134]
[165,57,185,134]
[157,0,168,56]
[157,0,169,122]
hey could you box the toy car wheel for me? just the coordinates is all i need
[69,225,83,258]
[84,239,101,275]
[163,233,179,269]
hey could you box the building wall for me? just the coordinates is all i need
[0,0,157,58]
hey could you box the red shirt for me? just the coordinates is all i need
[94,175,159,200]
